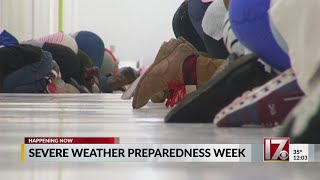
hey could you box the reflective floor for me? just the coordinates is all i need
[0,94,318,180]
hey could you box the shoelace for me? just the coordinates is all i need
[165,79,186,108]
[45,70,58,84]
[44,71,59,93]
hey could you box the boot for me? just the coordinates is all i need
[150,89,169,103]
[122,37,198,100]
[132,43,225,109]
[165,54,277,123]
[150,37,201,103]
[150,51,213,103]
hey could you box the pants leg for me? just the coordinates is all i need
[229,0,290,71]
[172,1,207,52]
[203,33,229,59]
[270,0,320,94]
[2,51,53,93]
[99,76,109,93]
[188,0,210,40]
[189,0,228,58]
[0,30,19,47]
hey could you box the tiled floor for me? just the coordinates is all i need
[0,94,319,180]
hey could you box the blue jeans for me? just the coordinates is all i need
[99,76,109,93]
[188,0,210,40]
[0,30,19,47]
[2,50,53,93]
[188,0,229,59]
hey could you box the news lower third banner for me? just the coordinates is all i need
[20,137,320,163]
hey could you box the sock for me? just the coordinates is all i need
[183,54,197,85]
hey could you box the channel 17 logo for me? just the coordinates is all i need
[264,138,290,161]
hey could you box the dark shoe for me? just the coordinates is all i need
[68,78,90,93]
[105,75,128,93]
[165,54,277,123]
[85,66,102,93]
[118,67,139,90]
[214,69,304,127]
[46,78,80,93]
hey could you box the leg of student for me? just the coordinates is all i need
[201,0,229,58]
[42,43,85,85]
[172,1,207,52]
[2,50,53,93]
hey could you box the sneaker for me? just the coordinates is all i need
[105,75,129,93]
[46,77,80,93]
[165,54,277,123]
[120,67,139,84]
[69,78,91,93]
[114,67,139,92]
[85,66,102,93]
[214,69,304,127]
[52,60,62,78]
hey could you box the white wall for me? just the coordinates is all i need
[1,0,33,40]
[0,0,58,41]
[0,0,2,28]
[0,0,183,66]
[70,0,182,66]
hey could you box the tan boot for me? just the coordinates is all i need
[122,37,197,100]
[150,37,199,103]
[196,56,225,88]
[132,43,225,109]
[154,37,198,63]
[150,89,169,103]
[150,54,224,103]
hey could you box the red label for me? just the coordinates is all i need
[24,137,119,144]
[264,137,290,161]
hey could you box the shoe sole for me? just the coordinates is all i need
[214,70,303,127]
[165,54,275,123]
[121,75,142,100]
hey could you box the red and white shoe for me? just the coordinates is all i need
[214,69,304,127]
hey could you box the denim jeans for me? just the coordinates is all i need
[0,30,19,47]
[173,1,207,52]
[99,76,109,93]
[2,50,53,93]
[188,0,210,40]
